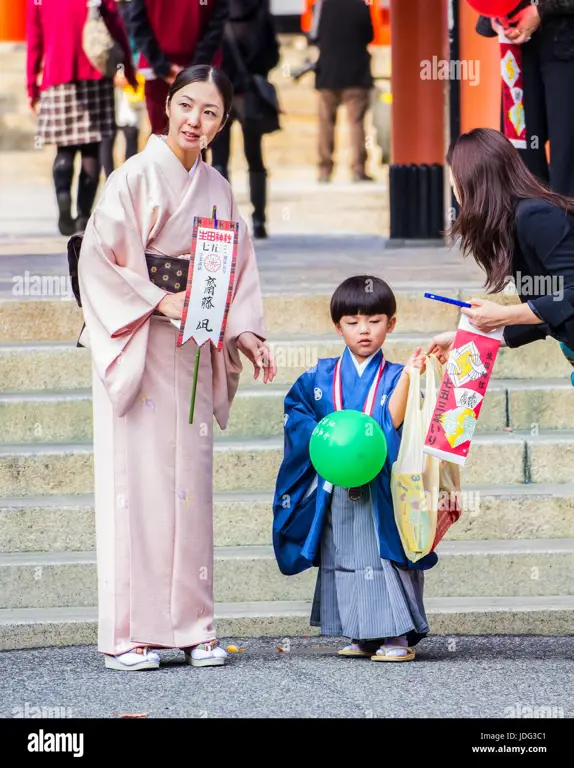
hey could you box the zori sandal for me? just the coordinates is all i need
[337,643,372,658]
[371,645,416,662]
[104,646,160,671]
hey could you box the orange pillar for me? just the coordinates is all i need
[0,0,27,43]
[389,0,446,241]
[459,3,500,133]
[390,0,445,166]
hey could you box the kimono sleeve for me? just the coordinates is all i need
[272,369,321,575]
[221,215,267,373]
[78,168,167,385]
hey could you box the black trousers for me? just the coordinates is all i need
[209,95,265,178]
[510,33,574,196]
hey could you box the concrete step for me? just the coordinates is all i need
[0,539,572,611]
[1,431,567,498]
[1,484,573,554]
[0,292,462,343]
[1,334,571,394]
[0,379,572,444]
[2,594,570,650]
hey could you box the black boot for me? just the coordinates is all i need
[249,170,268,239]
[75,165,100,232]
[53,150,76,236]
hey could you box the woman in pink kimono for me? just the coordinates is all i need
[78,65,276,671]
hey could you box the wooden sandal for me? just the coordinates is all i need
[370,644,415,662]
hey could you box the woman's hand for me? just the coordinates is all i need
[157,291,187,320]
[28,96,39,116]
[404,346,427,376]
[460,298,508,333]
[236,332,277,384]
[495,6,541,44]
[426,330,456,364]
[165,63,184,86]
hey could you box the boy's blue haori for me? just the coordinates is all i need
[272,347,439,576]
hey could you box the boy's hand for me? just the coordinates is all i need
[404,346,427,375]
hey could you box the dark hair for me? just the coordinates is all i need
[446,127,574,292]
[330,276,397,324]
[167,65,234,125]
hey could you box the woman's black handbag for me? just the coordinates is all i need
[67,233,189,309]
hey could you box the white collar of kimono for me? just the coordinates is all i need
[350,349,379,377]
[159,134,200,177]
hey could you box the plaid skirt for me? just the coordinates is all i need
[36,79,115,147]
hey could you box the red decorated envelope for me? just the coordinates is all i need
[177,215,239,350]
[423,315,504,466]
[499,30,527,149]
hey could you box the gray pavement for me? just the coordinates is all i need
[0,636,572,719]
[0,233,486,300]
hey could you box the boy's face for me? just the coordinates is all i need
[335,313,396,360]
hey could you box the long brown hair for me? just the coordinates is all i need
[446,128,574,292]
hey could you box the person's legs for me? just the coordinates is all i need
[209,111,233,180]
[341,87,371,180]
[122,125,140,160]
[144,79,170,135]
[317,89,340,181]
[76,142,102,232]
[242,120,268,239]
[52,145,77,236]
[541,54,574,196]
[510,39,549,185]
[100,131,116,178]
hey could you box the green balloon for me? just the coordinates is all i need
[309,410,388,488]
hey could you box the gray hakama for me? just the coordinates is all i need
[310,484,430,645]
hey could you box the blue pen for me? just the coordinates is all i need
[424,292,472,309]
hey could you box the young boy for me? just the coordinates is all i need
[272,275,438,662]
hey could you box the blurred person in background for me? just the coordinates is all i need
[476,0,574,196]
[100,0,146,176]
[26,0,137,235]
[210,0,280,239]
[127,0,229,136]
[312,0,375,183]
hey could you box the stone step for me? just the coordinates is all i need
[1,431,573,497]
[0,539,572,611]
[1,334,571,394]
[2,594,571,650]
[0,292,462,343]
[1,484,573,554]
[0,379,571,444]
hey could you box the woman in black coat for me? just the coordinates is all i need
[476,0,574,196]
[209,0,280,239]
[428,128,574,384]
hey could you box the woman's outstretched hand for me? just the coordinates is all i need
[426,331,456,364]
[236,332,277,384]
[460,298,507,333]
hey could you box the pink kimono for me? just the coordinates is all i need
[78,135,266,655]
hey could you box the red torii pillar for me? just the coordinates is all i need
[0,0,26,42]
[389,0,447,243]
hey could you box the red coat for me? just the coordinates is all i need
[129,0,225,77]
[26,0,136,102]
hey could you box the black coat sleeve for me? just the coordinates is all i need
[538,0,574,18]
[510,200,574,348]
[193,0,229,66]
[127,0,171,78]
